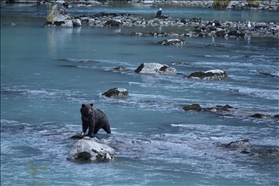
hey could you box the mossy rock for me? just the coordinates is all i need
[212,0,230,9]
[183,104,202,111]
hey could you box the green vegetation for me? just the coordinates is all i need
[247,0,260,7]
[46,4,58,22]
[212,0,230,9]
[28,162,48,185]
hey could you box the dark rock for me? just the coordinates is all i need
[135,62,177,75]
[260,72,278,77]
[226,139,251,149]
[216,104,233,111]
[183,104,202,111]
[102,87,128,98]
[188,69,228,80]
[71,133,84,139]
[104,20,122,27]
[251,113,265,118]
[215,139,252,153]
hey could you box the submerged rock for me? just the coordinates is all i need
[215,139,279,159]
[102,87,129,98]
[114,66,128,71]
[215,139,252,153]
[188,69,228,80]
[135,62,177,75]
[156,38,186,46]
[251,113,266,118]
[7,22,16,26]
[183,104,202,111]
[226,139,252,149]
[67,138,115,162]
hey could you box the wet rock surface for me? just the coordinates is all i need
[102,87,129,98]
[188,69,228,80]
[68,138,115,162]
[135,62,177,75]
[215,139,279,160]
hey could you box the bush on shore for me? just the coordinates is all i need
[212,0,230,9]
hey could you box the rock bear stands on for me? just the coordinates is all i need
[80,103,111,137]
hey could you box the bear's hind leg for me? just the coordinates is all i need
[102,124,111,134]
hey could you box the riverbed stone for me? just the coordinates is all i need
[72,18,82,26]
[215,139,252,153]
[156,38,186,46]
[188,69,228,80]
[68,138,115,162]
[135,62,177,75]
[102,87,129,98]
[183,104,202,111]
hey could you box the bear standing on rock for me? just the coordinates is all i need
[80,103,111,137]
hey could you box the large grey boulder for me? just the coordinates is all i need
[188,69,228,80]
[68,138,115,162]
[72,18,82,26]
[135,62,177,75]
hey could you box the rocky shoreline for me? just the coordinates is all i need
[4,0,279,11]
[44,12,279,38]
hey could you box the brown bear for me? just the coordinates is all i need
[80,103,111,137]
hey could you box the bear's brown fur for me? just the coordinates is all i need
[80,104,111,137]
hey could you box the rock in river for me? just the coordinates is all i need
[188,69,228,80]
[102,87,129,98]
[135,62,177,75]
[156,38,186,46]
[68,138,115,162]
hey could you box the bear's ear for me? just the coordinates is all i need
[82,104,85,107]
[90,103,94,107]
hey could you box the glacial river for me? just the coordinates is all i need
[1,3,279,186]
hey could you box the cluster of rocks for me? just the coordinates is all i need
[44,13,279,38]
[135,62,177,74]
[114,62,227,79]
[183,103,279,120]
[102,63,228,99]
[131,0,279,11]
[214,139,279,159]
[226,0,279,11]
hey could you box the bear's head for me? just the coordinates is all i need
[80,103,94,118]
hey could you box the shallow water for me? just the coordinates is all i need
[1,3,279,186]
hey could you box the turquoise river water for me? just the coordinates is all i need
[1,3,279,186]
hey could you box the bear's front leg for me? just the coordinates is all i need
[82,118,89,135]
[87,119,95,137]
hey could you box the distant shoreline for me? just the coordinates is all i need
[2,0,279,12]
[42,12,279,38]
